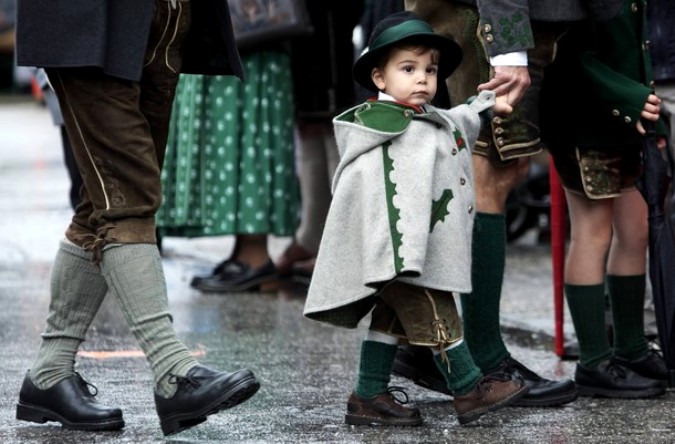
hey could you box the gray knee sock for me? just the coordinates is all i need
[100,243,197,397]
[31,239,108,389]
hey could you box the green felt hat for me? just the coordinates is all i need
[354,11,462,92]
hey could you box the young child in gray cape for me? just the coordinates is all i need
[303,11,528,426]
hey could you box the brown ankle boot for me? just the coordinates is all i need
[454,373,528,425]
[345,388,423,426]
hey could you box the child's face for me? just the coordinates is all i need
[371,46,438,106]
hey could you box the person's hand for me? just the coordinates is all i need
[477,66,530,113]
[493,94,513,114]
[636,93,661,135]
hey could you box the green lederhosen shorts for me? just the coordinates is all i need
[369,281,463,349]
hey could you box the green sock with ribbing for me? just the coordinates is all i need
[607,274,649,360]
[30,239,109,390]
[354,340,398,399]
[433,342,482,396]
[565,283,613,368]
[460,212,510,372]
[100,243,198,398]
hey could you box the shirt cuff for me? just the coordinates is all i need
[489,51,528,67]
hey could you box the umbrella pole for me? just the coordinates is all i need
[549,157,566,357]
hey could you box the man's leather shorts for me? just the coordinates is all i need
[406,0,566,166]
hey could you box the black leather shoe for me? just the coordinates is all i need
[190,258,237,287]
[155,365,260,436]
[486,357,578,407]
[16,371,124,431]
[392,345,452,396]
[194,260,278,293]
[575,360,666,398]
[614,349,668,381]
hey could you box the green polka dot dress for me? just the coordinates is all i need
[158,51,299,237]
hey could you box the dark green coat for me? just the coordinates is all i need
[544,0,662,149]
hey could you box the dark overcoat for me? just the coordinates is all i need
[15,0,243,81]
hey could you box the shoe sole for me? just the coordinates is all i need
[16,402,125,431]
[344,413,423,426]
[457,384,529,425]
[391,360,453,397]
[160,372,261,436]
[576,384,666,399]
[510,389,579,407]
[196,275,279,293]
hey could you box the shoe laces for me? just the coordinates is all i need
[475,371,512,396]
[75,372,99,396]
[606,360,628,378]
[168,373,202,390]
[647,347,665,361]
[386,386,412,405]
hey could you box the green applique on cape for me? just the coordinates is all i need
[382,141,404,272]
[430,189,454,232]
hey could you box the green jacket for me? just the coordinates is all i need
[547,0,664,148]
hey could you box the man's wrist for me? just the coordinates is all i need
[489,51,528,67]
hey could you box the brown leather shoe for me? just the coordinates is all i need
[345,388,423,426]
[454,373,529,425]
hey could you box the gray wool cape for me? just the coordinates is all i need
[304,90,496,328]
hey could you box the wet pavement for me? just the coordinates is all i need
[1,95,675,443]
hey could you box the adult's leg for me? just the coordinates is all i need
[565,189,664,397]
[48,62,199,397]
[29,240,108,389]
[276,122,338,279]
[16,239,124,431]
[293,122,337,255]
[44,2,260,435]
[397,0,576,406]
[563,190,614,368]
[607,189,666,379]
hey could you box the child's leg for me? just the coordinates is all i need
[354,330,399,399]
[345,301,422,426]
[380,281,527,424]
[433,341,481,396]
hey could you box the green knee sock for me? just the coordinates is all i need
[607,274,648,360]
[354,339,398,399]
[565,283,613,368]
[100,243,197,398]
[433,342,482,396]
[31,239,109,390]
[460,212,510,371]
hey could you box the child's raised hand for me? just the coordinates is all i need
[478,66,530,111]
[493,94,513,114]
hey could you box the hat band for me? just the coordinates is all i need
[371,20,436,50]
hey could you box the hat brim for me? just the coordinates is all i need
[353,34,463,93]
